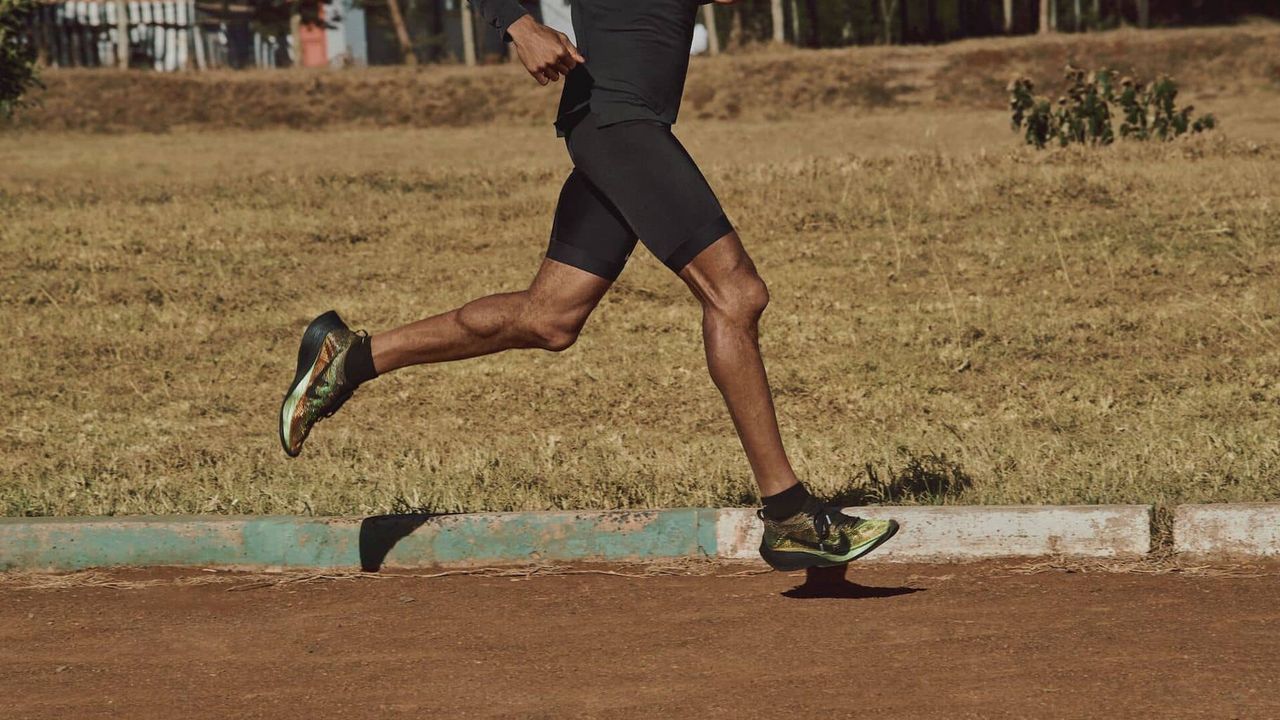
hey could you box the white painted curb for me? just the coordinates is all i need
[717,505,1152,561]
[1174,504,1280,559]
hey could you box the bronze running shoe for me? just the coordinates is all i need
[759,499,900,571]
[279,310,363,457]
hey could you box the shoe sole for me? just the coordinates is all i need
[279,310,345,458]
[759,519,900,572]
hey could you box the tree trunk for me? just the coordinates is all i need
[805,0,819,47]
[770,0,784,43]
[1073,0,1082,30]
[386,0,417,65]
[789,0,800,45]
[1002,0,1013,33]
[878,0,898,44]
[728,5,744,49]
[1038,0,1053,34]
[289,9,302,68]
[460,3,476,66]
[115,0,130,67]
[703,3,720,55]
[1136,0,1149,28]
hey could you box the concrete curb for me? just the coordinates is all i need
[0,505,1156,571]
[1174,503,1280,559]
[0,510,719,572]
[717,505,1152,562]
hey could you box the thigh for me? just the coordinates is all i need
[526,253,614,328]
[546,169,639,282]
[567,119,733,274]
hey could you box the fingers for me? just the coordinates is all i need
[550,39,579,74]
[535,57,571,84]
[563,38,586,64]
[525,30,584,86]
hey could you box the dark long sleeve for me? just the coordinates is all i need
[468,0,529,40]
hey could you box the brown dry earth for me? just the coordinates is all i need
[2,562,1279,719]
[13,25,1279,132]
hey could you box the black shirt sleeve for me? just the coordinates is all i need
[468,0,530,40]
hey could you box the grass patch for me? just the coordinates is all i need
[2,70,1278,517]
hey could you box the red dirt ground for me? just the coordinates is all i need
[3,561,1278,719]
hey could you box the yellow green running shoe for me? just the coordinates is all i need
[759,499,899,571]
[279,310,364,458]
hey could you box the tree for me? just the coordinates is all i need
[728,3,744,48]
[386,0,417,65]
[804,0,819,47]
[1003,0,1014,33]
[702,3,720,55]
[114,0,129,67]
[878,0,899,44]
[0,0,39,118]
[1039,0,1054,34]
[1136,0,1149,27]
[770,0,784,43]
[460,1,476,66]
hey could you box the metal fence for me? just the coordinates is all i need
[29,0,293,70]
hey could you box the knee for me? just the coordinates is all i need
[706,270,770,326]
[522,312,584,352]
[739,274,771,320]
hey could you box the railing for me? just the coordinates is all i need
[29,0,293,70]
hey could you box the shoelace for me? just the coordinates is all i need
[812,505,867,551]
[813,507,833,542]
[760,502,864,551]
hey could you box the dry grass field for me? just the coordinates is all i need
[1,26,1278,518]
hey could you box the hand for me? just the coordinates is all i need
[507,15,585,86]
[711,0,740,4]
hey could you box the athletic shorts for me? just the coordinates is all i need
[545,114,733,281]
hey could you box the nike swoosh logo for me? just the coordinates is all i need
[788,533,851,556]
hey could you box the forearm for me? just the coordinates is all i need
[468,0,530,40]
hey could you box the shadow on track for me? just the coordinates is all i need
[358,514,450,572]
[782,564,923,600]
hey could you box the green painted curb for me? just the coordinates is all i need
[0,510,718,572]
[0,505,1163,572]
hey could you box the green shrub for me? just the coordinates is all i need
[1010,66,1216,149]
[0,0,39,119]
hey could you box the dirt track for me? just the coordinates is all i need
[3,561,1278,719]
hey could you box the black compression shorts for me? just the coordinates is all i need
[546,114,733,281]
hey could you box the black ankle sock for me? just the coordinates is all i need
[345,335,378,386]
[761,483,813,521]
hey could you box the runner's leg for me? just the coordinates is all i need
[678,232,799,498]
[369,169,637,374]
[567,117,799,498]
[279,169,637,457]
[560,119,898,568]
[370,258,610,372]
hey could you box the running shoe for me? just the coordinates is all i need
[758,499,899,571]
[279,310,364,457]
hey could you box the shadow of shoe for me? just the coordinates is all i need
[781,563,924,600]
[358,513,450,572]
